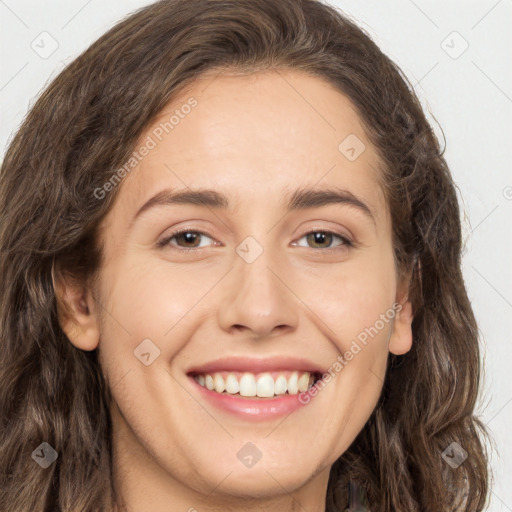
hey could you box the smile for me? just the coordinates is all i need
[192,370,320,398]
[186,357,326,420]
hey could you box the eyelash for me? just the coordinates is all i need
[157,228,354,254]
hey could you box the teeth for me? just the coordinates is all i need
[287,371,299,394]
[239,373,257,397]
[225,374,239,394]
[298,372,310,392]
[194,370,316,397]
[256,373,274,398]
[213,373,225,393]
[274,375,287,395]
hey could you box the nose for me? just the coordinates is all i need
[217,246,299,339]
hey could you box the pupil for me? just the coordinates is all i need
[308,232,331,248]
[180,232,199,247]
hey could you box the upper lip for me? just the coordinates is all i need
[186,356,325,375]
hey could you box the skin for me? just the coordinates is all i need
[57,69,414,512]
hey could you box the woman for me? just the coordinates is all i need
[0,0,489,510]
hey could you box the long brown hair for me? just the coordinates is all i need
[0,0,490,510]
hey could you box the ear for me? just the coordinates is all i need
[52,264,101,351]
[388,266,415,356]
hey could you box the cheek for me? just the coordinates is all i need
[298,249,397,351]
[101,256,218,336]
[95,257,211,382]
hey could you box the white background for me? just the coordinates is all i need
[1,1,511,510]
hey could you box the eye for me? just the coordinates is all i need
[157,228,353,254]
[292,230,353,252]
[157,229,218,252]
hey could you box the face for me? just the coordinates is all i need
[61,69,413,509]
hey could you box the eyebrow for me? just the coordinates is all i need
[130,186,376,229]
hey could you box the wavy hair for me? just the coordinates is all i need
[0,0,489,510]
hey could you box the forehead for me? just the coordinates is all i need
[110,69,388,225]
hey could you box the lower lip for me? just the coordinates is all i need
[189,377,314,420]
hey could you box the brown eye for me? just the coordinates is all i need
[174,231,202,248]
[295,230,352,250]
[306,232,334,249]
[157,230,217,251]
